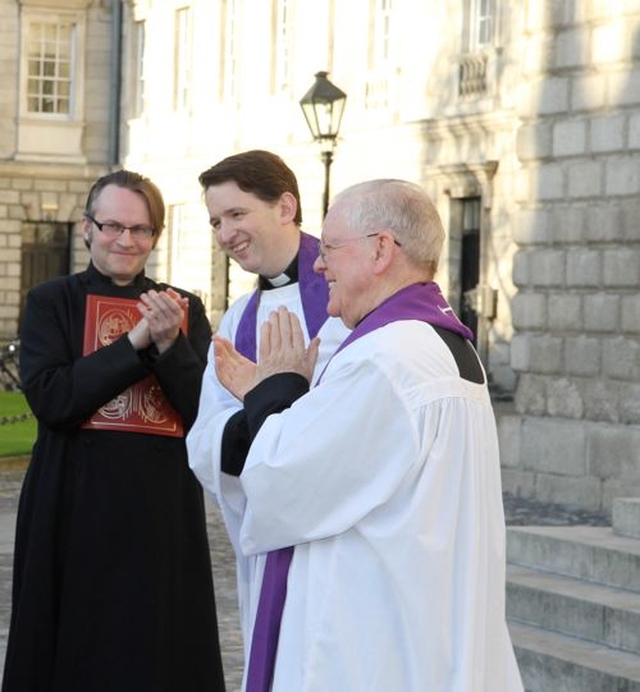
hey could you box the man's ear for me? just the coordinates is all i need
[81,217,92,248]
[279,191,298,224]
[372,231,397,275]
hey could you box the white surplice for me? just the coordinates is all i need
[186,283,349,665]
[236,319,524,691]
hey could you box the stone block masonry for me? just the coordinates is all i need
[510,3,640,514]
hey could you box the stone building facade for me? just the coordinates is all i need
[501,0,640,510]
[0,0,113,339]
[0,0,227,338]
[0,0,639,513]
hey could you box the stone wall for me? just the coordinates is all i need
[500,2,640,512]
[1,0,639,514]
[0,164,106,339]
[0,0,114,340]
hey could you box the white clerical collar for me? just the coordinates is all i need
[265,273,292,288]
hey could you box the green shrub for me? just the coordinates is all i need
[0,392,36,457]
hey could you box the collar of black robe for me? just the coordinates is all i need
[86,260,147,287]
[82,261,153,302]
[258,255,298,290]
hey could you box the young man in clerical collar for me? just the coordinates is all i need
[186,149,349,662]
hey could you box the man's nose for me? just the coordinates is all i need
[215,219,236,244]
[313,254,326,273]
[115,228,136,245]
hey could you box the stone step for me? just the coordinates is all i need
[613,497,640,539]
[507,563,640,655]
[507,525,640,592]
[509,620,640,692]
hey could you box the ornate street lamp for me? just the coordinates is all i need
[299,71,347,218]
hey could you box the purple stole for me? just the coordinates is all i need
[244,280,473,692]
[234,233,328,692]
[235,232,328,361]
[331,281,473,357]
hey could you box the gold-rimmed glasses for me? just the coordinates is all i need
[318,232,401,262]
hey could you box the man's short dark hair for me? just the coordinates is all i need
[199,150,303,226]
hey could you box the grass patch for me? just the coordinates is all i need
[0,391,36,458]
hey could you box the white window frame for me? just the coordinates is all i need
[173,6,193,112]
[274,0,294,94]
[133,19,147,117]
[222,0,239,101]
[17,7,86,161]
[470,0,494,51]
[20,12,82,120]
[372,0,395,67]
[365,0,399,111]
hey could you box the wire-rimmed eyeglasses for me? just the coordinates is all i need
[317,232,401,262]
[84,213,156,239]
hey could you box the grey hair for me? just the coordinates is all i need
[329,179,445,274]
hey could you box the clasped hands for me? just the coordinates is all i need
[128,288,187,354]
[214,306,320,401]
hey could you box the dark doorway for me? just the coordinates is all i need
[20,221,71,325]
[459,197,481,344]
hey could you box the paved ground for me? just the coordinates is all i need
[0,464,245,691]
[0,462,611,691]
[207,502,245,690]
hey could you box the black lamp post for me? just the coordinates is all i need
[299,71,347,218]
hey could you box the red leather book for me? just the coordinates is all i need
[82,294,187,437]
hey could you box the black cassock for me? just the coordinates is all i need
[2,263,226,692]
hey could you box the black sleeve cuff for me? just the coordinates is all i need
[220,410,251,476]
[244,372,309,440]
[220,372,309,477]
[137,330,186,368]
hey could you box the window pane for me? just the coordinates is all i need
[59,25,71,43]
[133,20,146,116]
[26,19,74,115]
[44,24,56,42]
[478,18,491,45]
[463,198,481,231]
[474,0,493,47]
[223,0,239,99]
[173,7,192,111]
[275,0,293,93]
[369,0,396,71]
[44,40,57,56]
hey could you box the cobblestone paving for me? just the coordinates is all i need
[0,467,613,690]
[0,467,245,690]
[206,506,244,691]
[0,469,23,515]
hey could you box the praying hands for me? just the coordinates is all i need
[214,306,320,401]
[129,287,188,353]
